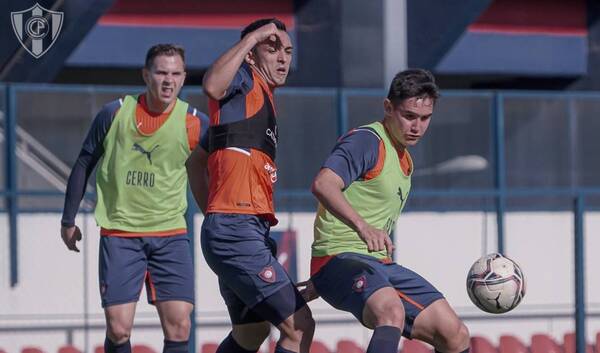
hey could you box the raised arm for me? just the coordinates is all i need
[202,23,280,100]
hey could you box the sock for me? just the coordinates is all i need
[163,340,189,353]
[104,337,131,353]
[366,326,401,353]
[274,345,296,353]
[216,333,258,353]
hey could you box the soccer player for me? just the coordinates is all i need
[60,44,208,353]
[189,18,315,353]
[299,69,470,353]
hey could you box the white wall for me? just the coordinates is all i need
[1,212,599,352]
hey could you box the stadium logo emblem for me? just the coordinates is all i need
[11,3,64,59]
[259,266,276,283]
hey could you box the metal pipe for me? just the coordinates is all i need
[6,86,18,286]
[493,92,506,254]
[574,194,586,353]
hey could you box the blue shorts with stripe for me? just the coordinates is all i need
[99,234,194,308]
[311,252,444,337]
[201,213,305,325]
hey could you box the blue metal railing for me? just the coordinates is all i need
[2,84,600,353]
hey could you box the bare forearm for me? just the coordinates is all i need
[311,171,366,233]
[202,36,258,100]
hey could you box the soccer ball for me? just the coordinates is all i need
[466,253,526,314]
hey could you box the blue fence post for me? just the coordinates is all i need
[5,85,18,287]
[337,88,348,137]
[574,194,586,353]
[493,92,506,254]
[181,89,197,353]
[185,191,197,353]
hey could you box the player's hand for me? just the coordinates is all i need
[61,225,82,252]
[296,280,319,302]
[356,222,394,256]
[250,23,280,47]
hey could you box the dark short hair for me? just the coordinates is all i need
[145,44,185,69]
[241,18,287,39]
[387,69,439,105]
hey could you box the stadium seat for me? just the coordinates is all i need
[563,332,593,353]
[531,334,563,353]
[58,345,82,353]
[94,346,104,353]
[201,342,219,353]
[22,347,46,353]
[401,339,432,353]
[596,332,600,353]
[499,335,528,353]
[131,345,157,353]
[310,340,332,353]
[471,336,498,353]
[336,339,365,353]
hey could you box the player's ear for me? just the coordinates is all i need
[245,50,256,65]
[383,98,394,116]
[142,67,150,85]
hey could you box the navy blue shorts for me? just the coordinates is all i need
[201,213,306,326]
[99,234,195,308]
[311,252,444,338]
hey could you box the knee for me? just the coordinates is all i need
[232,322,271,349]
[106,324,132,344]
[280,306,315,343]
[372,302,405,329]
[163,316,191,341]
[443,323,470,353]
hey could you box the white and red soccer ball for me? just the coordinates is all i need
[466,253,526,314]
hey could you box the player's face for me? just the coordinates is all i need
[249,30,293,87]
[384,96,434,148]
[143,54,186,111]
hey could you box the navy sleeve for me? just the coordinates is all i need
[222,63,253,101]
[60,100,120,227]
[322,128,381,189]
[198,111,209,152]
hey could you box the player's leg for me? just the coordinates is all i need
[99,236,148,352]
[104,303,137,351]
[362,287,405,353]
[389,265,470,353]
[257,283,314,353]
[201,214,315,353]
[215,279,271,353]
[156,301,194,352]
[410,299,470,353]
[146,235,195,352]
[312,253,403,353]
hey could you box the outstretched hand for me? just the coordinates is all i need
[61,225,82,252]
[296,280,319,302]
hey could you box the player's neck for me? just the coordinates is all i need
[143,92,174,114]
[382,119,406,152]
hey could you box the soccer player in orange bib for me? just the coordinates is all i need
[188,18,315,353]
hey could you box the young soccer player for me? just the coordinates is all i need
[299,69,470,353]
[188,18,315,353]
